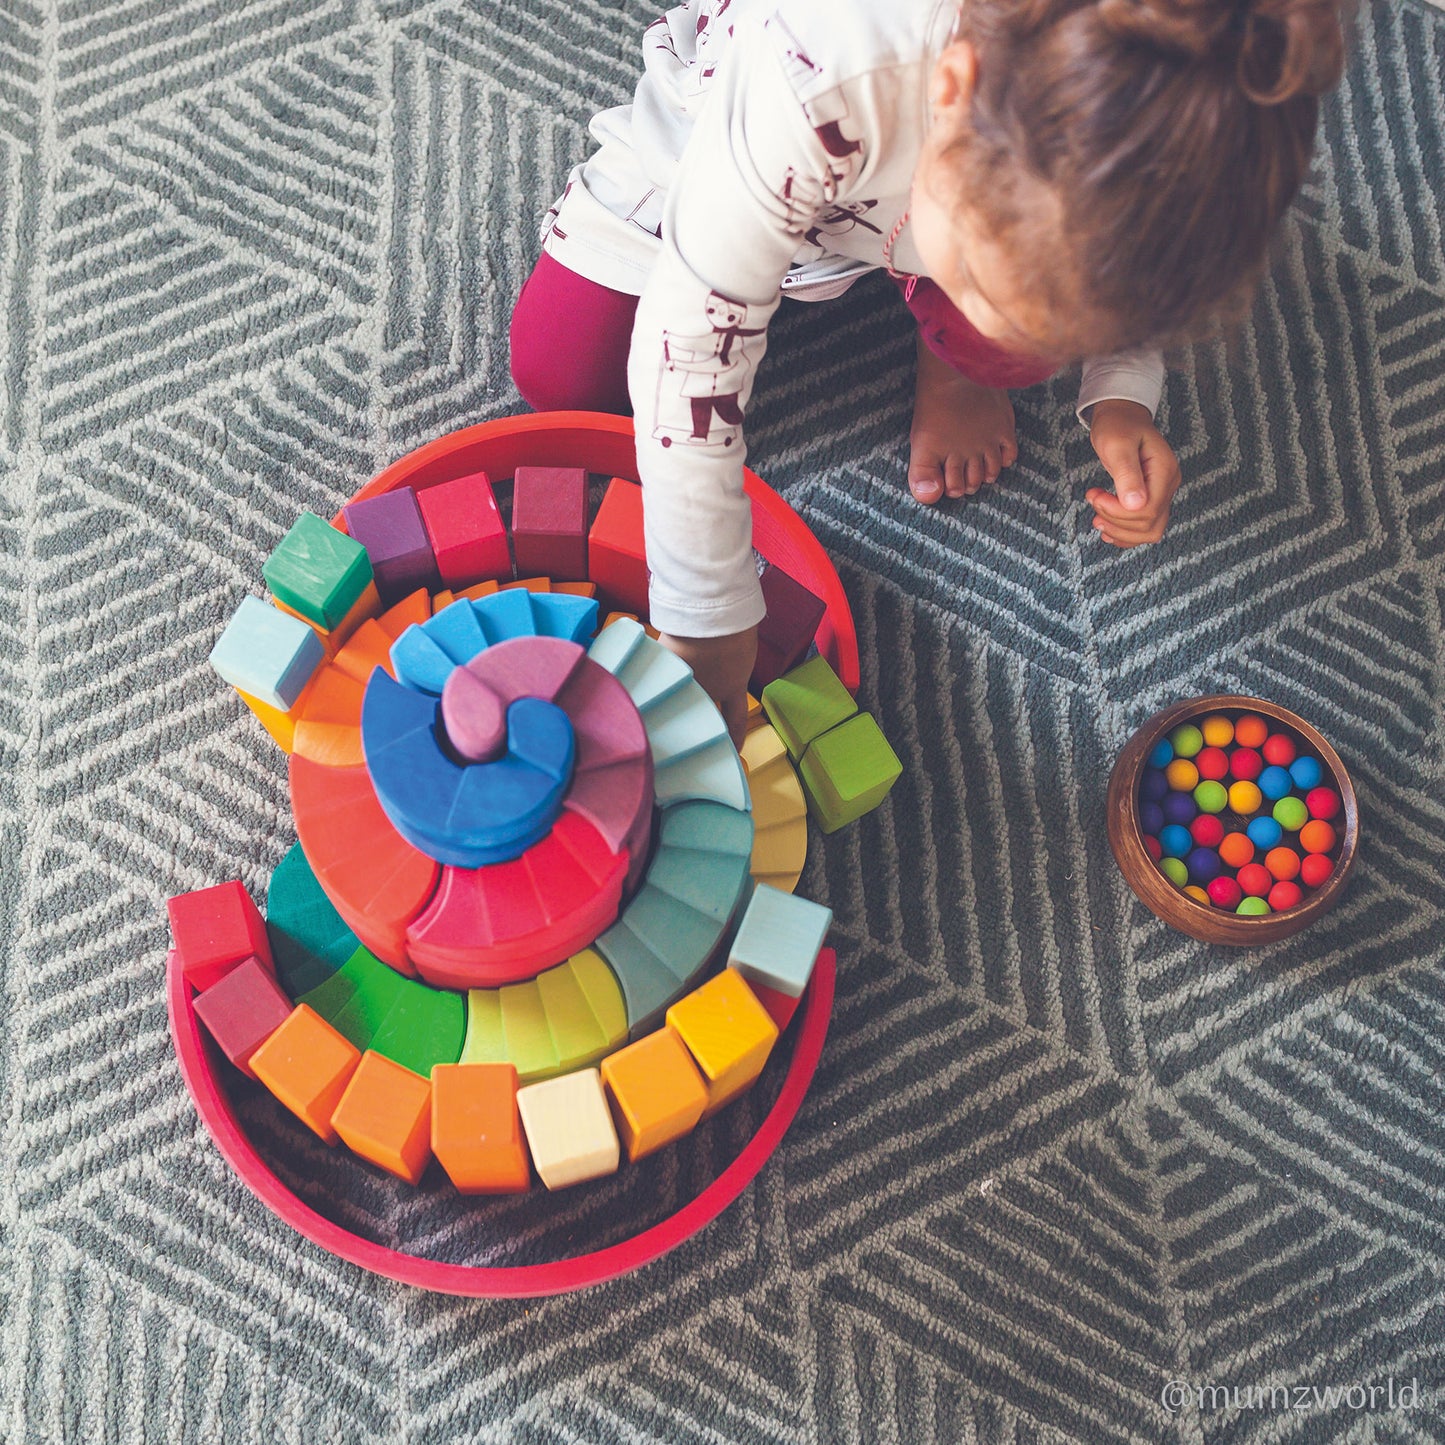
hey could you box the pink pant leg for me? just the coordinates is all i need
[509,251,640,415]
[894,276,1058,390]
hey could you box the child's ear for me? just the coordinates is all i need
[930,41,978,118]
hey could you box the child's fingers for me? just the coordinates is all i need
[1092,437,1149,510]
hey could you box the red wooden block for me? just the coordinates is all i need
[512,466,589,581]
[193,955,295,1078]
[416,470,513,588]
[167,881,274,992]
[752,563,827,691]
[289,755,440,973]
[748,947,831,1033]
[588,477,649,615]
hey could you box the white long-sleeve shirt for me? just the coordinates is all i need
[542,0,1165,638]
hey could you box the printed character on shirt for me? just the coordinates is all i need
[657,292,766,447]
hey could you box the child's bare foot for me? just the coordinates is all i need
[908,336,1018,504]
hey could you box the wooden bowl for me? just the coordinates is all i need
[1106,695,1359,945]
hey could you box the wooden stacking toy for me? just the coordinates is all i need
[180,435,900,1206]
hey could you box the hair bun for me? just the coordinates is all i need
[1098,0,1347,104]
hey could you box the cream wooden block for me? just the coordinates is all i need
[515,1067,620,1190]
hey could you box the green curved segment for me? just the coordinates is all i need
[265,843,360,996]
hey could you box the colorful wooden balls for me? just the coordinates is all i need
[1195,746,1229,781]
[1300,853,1333,888]
[1246,816,1283,850]
[1262,733,1296,767]
[1264,846,1301,882]
[1229,747,1263,782]
[1207,876,1243,909]
[1160,857,1188,886]
[1141,768,1169,803]
[1299,819,1336,854]
[1234,714,1268,748]
[1143,835,1162,860]
[1190,814,1225,848]
[1268,880,1303,911]
[1159,825,1192,858]
[1162,792,1197,826]
[1306,786,1341,820]
[1147,739,1174,769]
[1183,885,1210,904]
[1186,847,1223,884]
[1218,833,1255,869]
[1289,755,1323,790]
[1169,724,1204,758]
[1193,780,1228,814]
[1140,802,1165,836]
[1272,796,1309,832]
[1201,714,1234,747]
[1259,765,1293,801]
[1236,862,1272,897]
[1227,780,1263,815]
[1237,896,1270,916]
[1165,759,1199,792]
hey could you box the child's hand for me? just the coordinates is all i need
[658,626,757,749]
[1085,399,1181,546]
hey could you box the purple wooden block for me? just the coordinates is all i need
[751,563,827,691]
[193,955,295,1079]
[343,488,441,604]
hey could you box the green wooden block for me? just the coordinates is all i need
[658,799,754,858]
[266,843,359,997]
[298,945,405,1051]
[798,711,902,833]
[369,978,465,1077]
[500,981,559,1082]
[727,882,832,998]
[761,654,857,761]
[566,949,629,1052]
[262,513,373,630]
[535,963,610,1072]
[461,988,507,1064]
[643,844,750,923]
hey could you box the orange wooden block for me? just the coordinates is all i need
[330,1050,433,1184]
[666,969,779,1119]
[289,754,439,970]
[553,581,597,598]
[430,1062,531,1193]
[501,577,551,593]
[332,618,398,687]
[459,580,500,601]
[431,589,456,611]
[600,1025,708,1161]
[249,1004,362,1145]
[276,581,381,658]
[236,677,313,753]
[588,478,649,614]
[376,588,432,640]
[291,664,365,767]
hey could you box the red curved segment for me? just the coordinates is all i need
[289,754,440,972]
[406,811,629,988]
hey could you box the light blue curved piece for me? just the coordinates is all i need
[425,598,489,665]
[615,636,693,712]
[473,589,537,644]
[389,625,457,696]
[587,616,646,674]
[361,670,575,867]
[529,592,600,645]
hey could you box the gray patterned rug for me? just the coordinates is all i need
[2,0,1443,1440]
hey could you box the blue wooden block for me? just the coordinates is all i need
[529,592,600,645]
[658,799,754,857]
[209,595,325,710]
[726,882,832,999]
[642,681,727,768]
[619,885,725,991]
[586,616,646,675]
[616,637,693,712]
[424,598,489,666]
[362,671,572,867]
[645,843,751,922]
[473,589,538,644]
[594,921,688,1040]
[389,623,457,696]
[654,736,750,811]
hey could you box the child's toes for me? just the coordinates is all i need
[908,461,945,504]
[944,456,967,498]
[964,455,988,494]
[999,437,1019,469]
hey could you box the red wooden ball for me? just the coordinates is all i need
[1262,733,1297,767]
[1268,881,1303,911]
[1207,876,1244,909]
[1195,746,1229,782]
[1190,815,1226,848]
[1143,835,1162,861]
[1300,853,1333,888]
[1306,786,1341,821]
[1237,863,1273,897]
[1229,748,1263,782]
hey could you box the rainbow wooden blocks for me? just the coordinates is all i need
[209,597,324,711]
[512,466,589,580]
[588,477,649,615]
[168,880,275,992]
[249,1004,361,1145]
[192,955,293,1079]
[600,1026,708,1161]
[515,1067,620,1190]
[666,969,778,1118]
[330,1051,433,1184]
[752,563,827,691]
[263,512,374,631]
[416,470,512,588]
[727,883,830,1000]
[430,1062,531,1193]
[343,488,441,604]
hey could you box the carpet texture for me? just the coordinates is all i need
[2,0,1443,1440]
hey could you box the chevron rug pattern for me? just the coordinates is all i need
[1,0,1443,1440]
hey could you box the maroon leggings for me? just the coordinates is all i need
[508,250,1056,414]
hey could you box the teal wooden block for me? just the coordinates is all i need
[659,799,754,858]
[529,593,600,644]
[473,589,537,643]
[642,682,728,768]
[619,885,725,989]
[654,736,750,810]
[595,921,688,1040]
[262,513,373,630]
[727,883,832,999]
[370,978,466,1076]
[761,654,858,761]
[209,596,324,711]
[266,843,359,997]
[799,712,902,833]
[390,624,456,695]
[425,598,489,665]
[616,636,693,712]
[298,945,405,1051]
[645,843,752,921]
[587,616,646,674]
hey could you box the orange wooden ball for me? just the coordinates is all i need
[1265,846,1301,882]
[1219,832,1255,869]
[1234,714,1268,748]
[1299,819,1337,855]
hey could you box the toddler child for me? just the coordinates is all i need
[510,0,1347,741]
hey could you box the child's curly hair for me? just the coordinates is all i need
[948,0,1350,352]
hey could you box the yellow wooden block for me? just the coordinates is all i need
[515,1068,619,1190]
[330,1050,432,1184]
[746,692,763,725]
[236,682,308,753]
[275,581,381,658]
[666,970,778,1119]
[751,816,808,893]
[601,1026,708,1162]
[743,723,808,892]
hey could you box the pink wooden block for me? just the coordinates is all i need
[752,563,827,691]
[439,669,507,763]
[192,955,295,1078]
[167,881,274,993]
[416,471,513,588]
[512,466,590,581]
